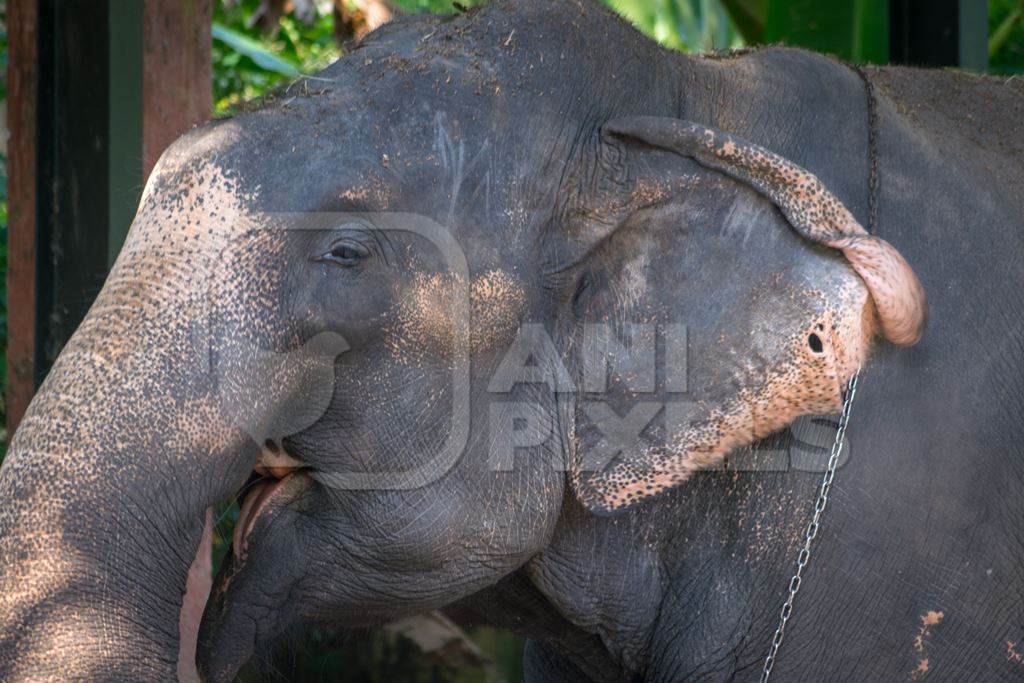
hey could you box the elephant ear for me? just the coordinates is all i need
[603,117,928,347]
[567,117,928,515]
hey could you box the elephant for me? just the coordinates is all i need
[1,0,1022,680]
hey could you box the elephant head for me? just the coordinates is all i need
[0,2,926,680]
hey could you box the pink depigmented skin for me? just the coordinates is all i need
[681,121,927,346]
[178,510,214,683]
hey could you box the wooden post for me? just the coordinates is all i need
[5,0,213,436]
[143,0,213,182]
[6,0,39,436]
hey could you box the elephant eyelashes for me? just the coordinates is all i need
[808,333,824,353]
[571,273,592,315]
[317,240,370,267]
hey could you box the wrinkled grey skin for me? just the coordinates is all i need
[1,1,1023,681]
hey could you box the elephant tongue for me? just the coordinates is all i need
[232,475,290,560]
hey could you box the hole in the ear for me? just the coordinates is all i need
[808,333,824,354]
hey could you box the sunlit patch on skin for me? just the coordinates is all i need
[9,598,107,681]
[469,269,527,349]
[388,269,525,360]
[168,399,238,461]
[339,180,394,207]
[388,272,462,362]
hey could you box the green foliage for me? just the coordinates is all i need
[212,23,301,76]
[604,0,742,51]
[764,0,888,62]
[724,0,1024,68]
[392,0,484,11]
[717,0,890,62]
[208,0,742,117]
[212,0,341,115]
[990,0,1024,73]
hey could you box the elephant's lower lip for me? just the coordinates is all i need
[232,474,291,560]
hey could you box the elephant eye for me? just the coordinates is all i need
[317,239,370,267]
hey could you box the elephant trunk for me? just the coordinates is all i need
[0,262,252,680]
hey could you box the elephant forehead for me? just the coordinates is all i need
[107,124,281,324]
[126,149,258,259]
[7,127,277,465]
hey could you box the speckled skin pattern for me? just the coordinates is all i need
[2,1,1022,681]
[0,130,256,680]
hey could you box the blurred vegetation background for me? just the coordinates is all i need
[1,0,1023,680]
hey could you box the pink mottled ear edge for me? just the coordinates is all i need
[834,235,927,347]
[603,116,928,348]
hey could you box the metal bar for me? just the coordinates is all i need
[35,0,113,388]
[958,0,988,71]
[5,0,213,437]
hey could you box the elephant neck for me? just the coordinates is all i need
[524,468,825,678]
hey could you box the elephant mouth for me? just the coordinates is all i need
[233,475,288,560]
[230,440,309,559]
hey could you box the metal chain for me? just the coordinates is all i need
[760,370,861,682]
[760,64,877,681]
[853,64,880,236]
